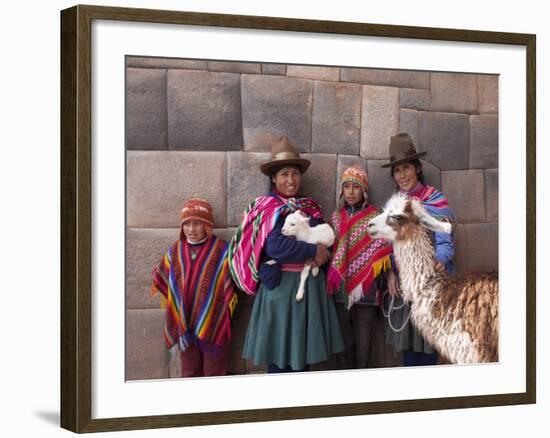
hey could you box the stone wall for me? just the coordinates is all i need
[125,56,499,380]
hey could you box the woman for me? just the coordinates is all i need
[327,166,393,369]
[228,136,344,373]
[381,133,455,366]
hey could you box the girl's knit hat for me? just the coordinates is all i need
[180,198,214,236]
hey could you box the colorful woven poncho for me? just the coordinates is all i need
[327,205,393,308]
[151,235,238,351]
[228,193,323,295]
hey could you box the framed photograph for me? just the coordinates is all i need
[60,4,536,433]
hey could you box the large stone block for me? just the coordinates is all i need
[301,154,337,220]
[312,81,361,155]
[127,151,227,228]
[470,115,498,169]
[341,68,430,89]
[213,228,238,243]
[126,57,208,70]
[167,70,243,150]
[241,74,313,152]
[126,228,179,309]
[207,61,262,74]
[366,159,395,209]
[400,88,430,111]
[361,86,399,159]
[262,63,287,75]
[419,111,469,170]
[420,160,442,192]
[485,169,499,222]
[399,109,420,149]
[430,73,479,114]
[452,224,467,274]
[227,152,271,226]
[463,223,499,273]
[126,68,168,150]
[478,75,499,114]
[335,155,367,207]
[441,170,485,223]
[287,65,340,81]
[126,309,170,380]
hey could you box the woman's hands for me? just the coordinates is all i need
[313,244,331,267]
[387,270,400,297]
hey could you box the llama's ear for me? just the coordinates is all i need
[411,199,452,234]
[297,210,307,218]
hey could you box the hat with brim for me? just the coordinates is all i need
[259,136,311,176]
[381,133,427,168]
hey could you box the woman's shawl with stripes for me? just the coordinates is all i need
[151,235,237,351]
[411,184,455,223]
[228,193,323,295]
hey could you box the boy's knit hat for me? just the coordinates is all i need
[180,198,214,236]
[340,166,369,207]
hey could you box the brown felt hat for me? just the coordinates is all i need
[259,136,311,175]
[381,133,427,168]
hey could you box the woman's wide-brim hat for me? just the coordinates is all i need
[381,133,427,168]
[259,136,311,176]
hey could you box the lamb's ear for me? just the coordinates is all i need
[411,199,452,234]
[296,209,307,217]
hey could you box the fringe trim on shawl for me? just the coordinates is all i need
[346,254,392,309]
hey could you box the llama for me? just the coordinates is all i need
[280,210,335,302]
[367,193,498,364]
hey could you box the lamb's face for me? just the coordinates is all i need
[281,211,308,237]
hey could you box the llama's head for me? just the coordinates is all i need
[367,193,452,242]
[282,210,309,237]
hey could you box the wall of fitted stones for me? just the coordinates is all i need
[125,57,499,380]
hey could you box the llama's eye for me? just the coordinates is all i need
[390,214,404,222]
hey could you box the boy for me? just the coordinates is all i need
[327,166,394,369]
[151,198,237,377]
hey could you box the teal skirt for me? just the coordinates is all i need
[243,270,345,371]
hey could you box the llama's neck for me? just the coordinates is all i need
[393,229,437,304]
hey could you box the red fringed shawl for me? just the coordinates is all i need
[151,235,237,351]
[327,205,393,308]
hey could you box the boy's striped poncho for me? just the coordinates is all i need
[151,235,237,352]
[228,193,323,295]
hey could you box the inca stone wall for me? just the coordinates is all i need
[125,56,499,380]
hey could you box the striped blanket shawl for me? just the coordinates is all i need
[228,193,323,295]
[327,205,393,308]
[409,184,455,223]
[151,235,237,351]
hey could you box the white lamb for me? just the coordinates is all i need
[281,210,335,302]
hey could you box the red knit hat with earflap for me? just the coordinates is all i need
[180,198,214,236]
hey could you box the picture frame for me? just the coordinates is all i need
[60,4,536,433]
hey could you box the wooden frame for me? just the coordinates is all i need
[60,4,536,433]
